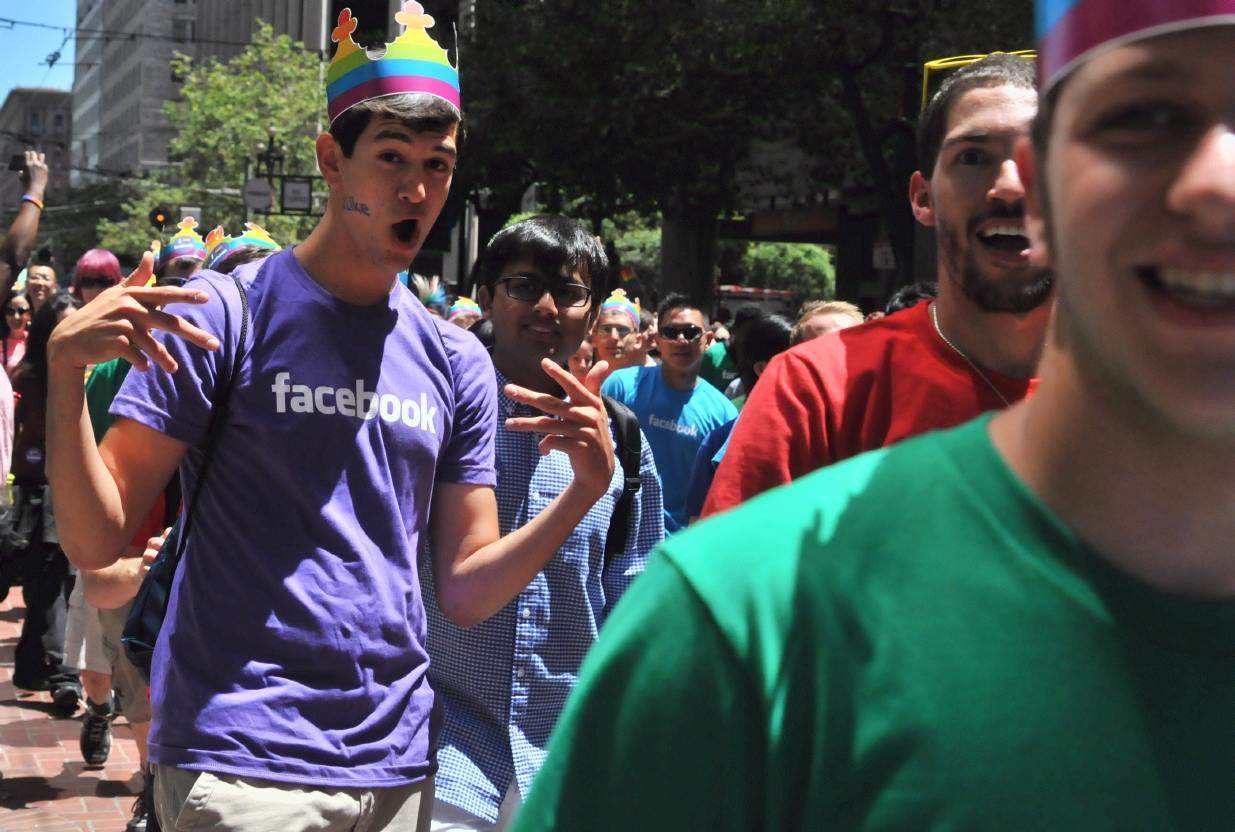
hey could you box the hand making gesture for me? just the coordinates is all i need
[503,358,616,499]
[47,251,220,374]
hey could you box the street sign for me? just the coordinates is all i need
[179,206,202,224]
[243,178,275,211]
[281,178,312,213]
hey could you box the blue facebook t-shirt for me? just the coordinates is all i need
[111,248,497,787]
[602,366,737,532]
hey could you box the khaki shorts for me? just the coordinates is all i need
[64,579,109,674]
[153,765,433,832]
[98,598,150,724]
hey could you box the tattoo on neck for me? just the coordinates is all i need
[343,196,370,216]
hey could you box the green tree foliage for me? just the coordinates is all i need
[97,23,327,257]
[462,0,1030,300]
[740,243,835,301]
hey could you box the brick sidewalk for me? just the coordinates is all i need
[0,586,142,832]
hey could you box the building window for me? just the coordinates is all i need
[28,112,39,133]
[173,19,194,43]
[53,113,65,135]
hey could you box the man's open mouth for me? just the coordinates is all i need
[1141,267,1235,309]
[976,225,1029,253]
[393,219,419,245]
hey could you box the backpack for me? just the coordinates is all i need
[601,395,643,568]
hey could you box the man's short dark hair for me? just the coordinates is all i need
[917,53,1037,179]
[639,308,655,333]
[329,93,463,158]
[477,215,609,300]
[744,314,793,365]
[155,255,203,280]
[731,305,765,331]
[215,245,278,276]
[657,293,708,325]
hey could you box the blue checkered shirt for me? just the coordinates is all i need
[422,368,664,822]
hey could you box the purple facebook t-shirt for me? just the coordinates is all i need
[111,248,497,787]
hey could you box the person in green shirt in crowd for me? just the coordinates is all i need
[511,7,1235,832]
[698,305,761,395]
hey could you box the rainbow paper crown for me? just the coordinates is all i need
[448,296,482,321]
[203,223,283,272]
[327,2,460,124]
[599,289,640,329]
[1038,0,1235,91]
[157,218,208,269]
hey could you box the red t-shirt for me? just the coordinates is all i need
[701,300,1038,517]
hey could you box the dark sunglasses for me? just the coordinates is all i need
[499,275,593,309]
[4,306,29,316]
[157,277,187,287]
[660,324,704,342]
[78,277,115,289]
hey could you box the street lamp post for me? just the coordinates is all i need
[254,124,289,182]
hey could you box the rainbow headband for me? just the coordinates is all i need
[599,289,640,329]
[448,297,481,321]
[327,2,460,124]
[1038,0,1235,92]
[203,223,282,272]
[157,218,207,269]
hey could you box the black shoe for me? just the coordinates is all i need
[51,684,80,716]
[125,781,150,832]
[79,696,114,765]
[11,672,50,691]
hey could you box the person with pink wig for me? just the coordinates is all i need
[72,249,123,305]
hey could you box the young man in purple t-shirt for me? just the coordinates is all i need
[43,12,617,832]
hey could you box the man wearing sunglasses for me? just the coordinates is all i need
[603,294,737,533]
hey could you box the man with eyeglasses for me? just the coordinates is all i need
[25,264,56,313]
[424,215,663,832]
[603,293,736,533]
[592,289,645,372]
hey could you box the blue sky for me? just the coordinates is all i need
[0,2,76,103]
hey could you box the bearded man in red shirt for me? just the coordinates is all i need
[704,51,1049,517]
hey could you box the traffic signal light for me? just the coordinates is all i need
[149,206,170,231]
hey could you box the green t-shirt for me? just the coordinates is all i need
[85,358,133,445]
[699,341,739,393]
[514,416,1235,832]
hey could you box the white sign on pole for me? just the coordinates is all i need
[243,178,275,211]
[282,179,312,213]
[179,206,202,224]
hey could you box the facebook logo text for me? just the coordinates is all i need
[271,373,438,432]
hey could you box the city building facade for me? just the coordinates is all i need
[0,89,72,215]
[72,0,401,185]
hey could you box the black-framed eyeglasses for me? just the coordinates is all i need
[499,275,593,309]
[4,306,29,316]
[597,323,633,338]
[660,324,704,342]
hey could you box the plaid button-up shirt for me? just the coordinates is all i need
[422,368,664,823]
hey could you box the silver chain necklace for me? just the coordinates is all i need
[930,302,1011,408]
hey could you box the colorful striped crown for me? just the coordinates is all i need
[157,218,208,269]
[1038,0,1235,91]
[448,296,482,321]
[599,289,641,330]
[327,2,461,124]
[203,223,282,272]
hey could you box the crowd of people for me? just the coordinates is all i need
[0,1,1229,830]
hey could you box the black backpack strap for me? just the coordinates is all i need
[602,394,643,569]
